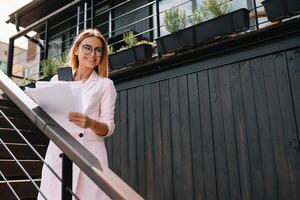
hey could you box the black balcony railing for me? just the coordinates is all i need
[4,0,280,86]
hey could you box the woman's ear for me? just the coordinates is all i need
[74,46,79,55]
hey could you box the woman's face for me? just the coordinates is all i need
[75,36,103,70]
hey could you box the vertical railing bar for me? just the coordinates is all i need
[61,154,73,200]
[155,0,160,37]
[84,2,87,30]
[0,170,21,200]
[252,0,260,30]
[90,0,94,28]
[77,6,81,34]
[108,8,112,38]
[7,38,14,77]
[44,20,49,60]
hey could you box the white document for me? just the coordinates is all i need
[25,81,83,133]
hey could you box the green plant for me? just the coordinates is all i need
[164,7,187,33]
[115,32,154,52]
[41,57,58,77]
[200,0,230,20]
[137,40,156,47]
[189,9,205,25]
[123,31,138,48]
[40,52,68,78]
[108,45,114,55]
[17,77,36,87]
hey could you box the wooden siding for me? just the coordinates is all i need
[106,47,300,199]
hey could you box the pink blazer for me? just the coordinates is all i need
[38,71,117,200]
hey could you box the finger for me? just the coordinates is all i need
[69,120,85,128]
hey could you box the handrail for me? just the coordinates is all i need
[0,70,144,199]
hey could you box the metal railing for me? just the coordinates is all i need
[0,70,143,199]
[5,0,277,85]
[0,107,70,200]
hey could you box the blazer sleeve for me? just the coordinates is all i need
[99,79,117,138]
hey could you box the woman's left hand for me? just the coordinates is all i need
[68,112,91,128]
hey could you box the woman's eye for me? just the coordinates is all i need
[96,48,103,53]
[84,46,92,51]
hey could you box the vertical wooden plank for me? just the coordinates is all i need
[198,70,217,200]
[160,80,174,200]
[127,88,137,190]
[275,51,300,200]
[187,73,205,200]
[169,77,181,200]
[112,92,121,176]
[262,54,292,200]
[135,86,146,197]
[151,83,164,200]
[143,84,155,200]
[209,68,230,200]
[287,48,300,146]
[251,57,279,200]
[120,90,129,183]
[229,63,252,200]
[218,66,242,200]
[240,61,265,200]
[178,76,194,200]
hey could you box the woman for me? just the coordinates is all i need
[38,28,117,200]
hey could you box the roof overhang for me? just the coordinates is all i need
[6,0,74,28]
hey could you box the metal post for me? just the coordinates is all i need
[44,20,49,59]
[77,6,81,34]
[7,38,15,77]
[84,2,87,30]
[61,153,73,200]
[155,0,161,38]
[252,0,259,30]
[91,0,94,28]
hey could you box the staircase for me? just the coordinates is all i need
[0,98,49,200]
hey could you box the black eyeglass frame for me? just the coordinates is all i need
[81,44,104,57]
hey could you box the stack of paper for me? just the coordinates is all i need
[25,81,83,133]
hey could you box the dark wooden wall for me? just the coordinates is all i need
[106,37,300,199]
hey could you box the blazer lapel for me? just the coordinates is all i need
[82,70,98,94]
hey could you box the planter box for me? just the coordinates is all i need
[194,8,250,44]
[286,0,300,16]
[262,0,300,22]
[156,26,194,55]
[109,44,153,70]
[156,8,250,55]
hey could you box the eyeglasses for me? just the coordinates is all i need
[81,44,103,57]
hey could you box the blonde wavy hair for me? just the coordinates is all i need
[67,28,109,77]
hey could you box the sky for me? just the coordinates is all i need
[0,0,33,48]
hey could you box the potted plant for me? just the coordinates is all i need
[262,0,300,22]
[155,7,191,54]
[156,0,250,55]
[193,0,249,44]
[39,52,68,80]
[109,31,153,70]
